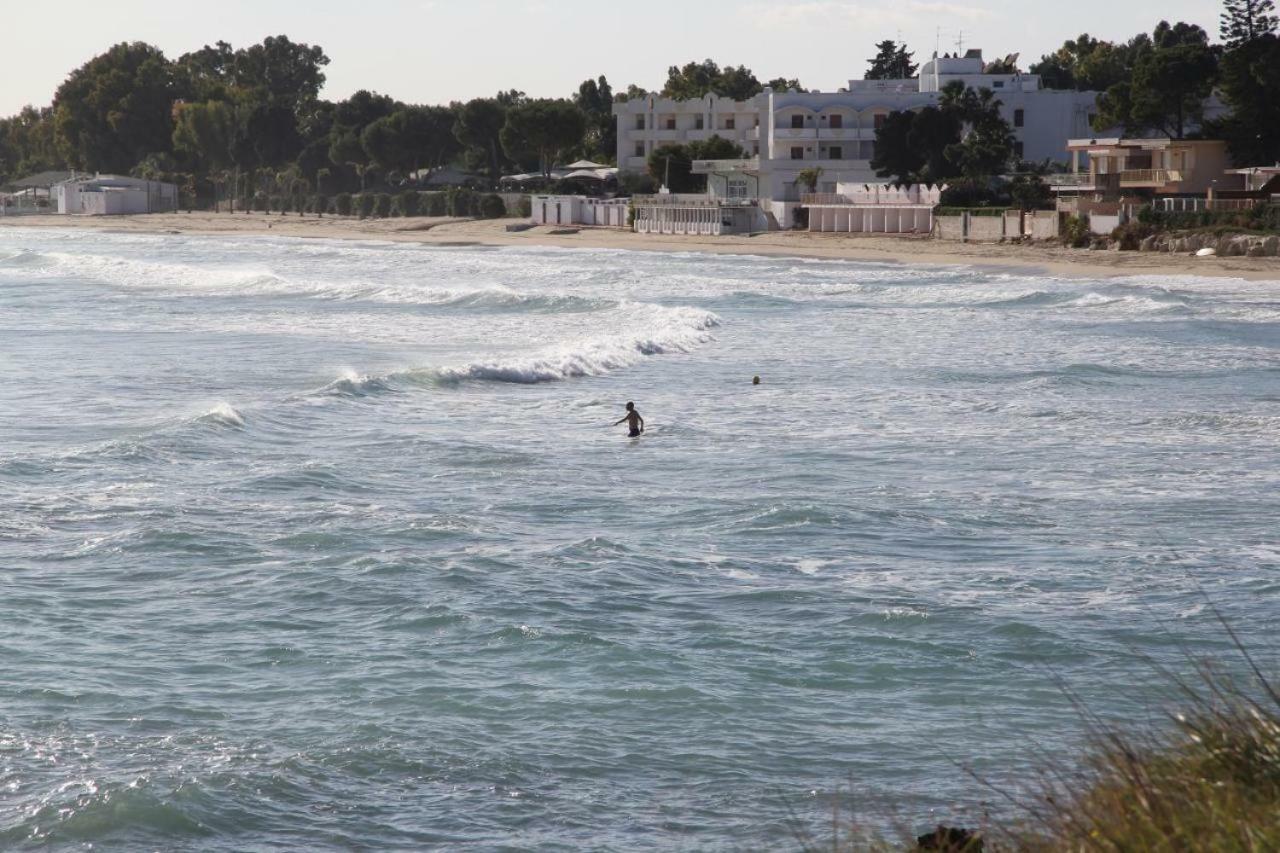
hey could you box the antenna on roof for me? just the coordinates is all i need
[955,29,964,54]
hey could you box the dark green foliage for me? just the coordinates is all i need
[765,77,805,92]
[1134,202,1279,233]
[646,136,746,193]
[394,190,420,217]
[517,196,532,217]
[424,192,447,216]
[1211,35,1280,165]
[446,187,478,217]
[1112,220,1158,249]
[661,60,763,100]
[1008,172,1052,210]
[334,192,352,216]
[479,193,507,219]
[312,194,327,216]
[865,40,918,80]
[52,42,177,173]
[871,85,1011,185]
[453,98,508,187]
[1062,214,1090,247]
[1093,22,1216,138]
[356,193,375,219]
[574,76,616,162]
[500,99,588,177]
[1221,0,1278,46]
[647,143,695,191]
[373,193,391,218]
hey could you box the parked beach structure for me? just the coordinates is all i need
[800,183,945,234]
[615,50,1100,228]
[53,174,178,215]
[529,195,629,228]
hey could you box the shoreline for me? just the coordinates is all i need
[4,212,1279,281]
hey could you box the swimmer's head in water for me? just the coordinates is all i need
[752,376,760,385]
[625,401,634,411]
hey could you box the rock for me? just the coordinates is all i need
[1140,235,1158,252]
[917,825,983,852]
[1264,236,1280,257]
[1248,245,1266,257]
[1197,247,1217,257]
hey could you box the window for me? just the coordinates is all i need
[725,117,735,130]
[791,114,804,129]
[791,146,804,160]
[1014,141,1025,158]
[695,117,704,130]
[829,114,843,129]
[752,143,759,155]
[993,81,1005,88]
[635,143,645,158]
[753,116,759,128]
[1014,109,1025,128]
[828,146,843,160]
[635,116,645,130]
[665,118,676,130]
[873,113,887,130]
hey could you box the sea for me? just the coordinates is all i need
[1,227,1278,850]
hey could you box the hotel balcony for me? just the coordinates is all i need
[774,127,818,140]
[1120,169,1183,188]
[652,129,683,141]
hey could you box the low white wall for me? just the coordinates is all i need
[1090,213,1120,235]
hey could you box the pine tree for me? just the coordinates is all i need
[1221,0,1278,46]
[866,41,919,80]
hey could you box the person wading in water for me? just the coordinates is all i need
[615,402,645,438]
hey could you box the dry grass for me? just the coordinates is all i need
[797,614,1280,852]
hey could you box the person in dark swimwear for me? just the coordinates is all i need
[615,402,644,437]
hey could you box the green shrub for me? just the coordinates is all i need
[1112,220,1157,251]
[479,193,507,219]
[374,193,392,218]
[312,195,328,217]
[334,193,353,216]
[254,192,269,213]
[1062,214,1090,248]
[517,196,532,218]
[423,192,447,216]
[393,191,420,218]
[356,193,375,219]
[446,187,478,217]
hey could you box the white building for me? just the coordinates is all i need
[53,174,178,215]
[615,50,1100,228]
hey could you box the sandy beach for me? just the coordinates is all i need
[3,211,1279,280]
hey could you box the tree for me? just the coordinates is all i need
[866,40,918,79]
[52,42,178,172]
[647,143,695,192]
[1221,0,1278,46]
[797,167,823,194]
[1030,33,1150,92]
[454,98,507,186]
[500,99,587,178]
[765,77,805,92]
[574,76,616,161]
[0,106,62,182]
[688,135,746,161]
[172,100,237,199]
[940,85,1016,178]
[661,60,763,100]
[1091,22,1217,137]
[616,84,649,102]
[1212,34,1280,164]
[869,110,923,183]
[1008,171,1051,210]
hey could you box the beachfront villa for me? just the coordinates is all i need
[614,50,1100,228]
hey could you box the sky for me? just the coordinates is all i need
[1,0,1225,115]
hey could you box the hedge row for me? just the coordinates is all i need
[232,191,516,219]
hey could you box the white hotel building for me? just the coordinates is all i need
[614,50,1100,228]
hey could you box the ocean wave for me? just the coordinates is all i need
[195,403,247,428]
[307,305,721,392]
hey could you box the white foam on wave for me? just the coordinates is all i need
[434,305,720,384]
[196,403,246,428]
